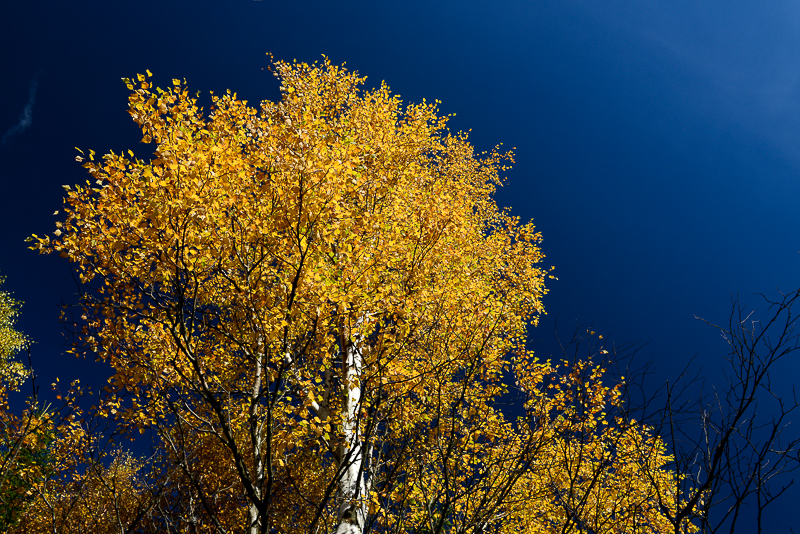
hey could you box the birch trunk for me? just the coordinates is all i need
[335,338,369,534]
[247,334,265,534]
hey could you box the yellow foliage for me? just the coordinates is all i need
[25,58,689,532]
[0,273,29,390]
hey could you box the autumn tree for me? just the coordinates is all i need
[0,271,35,530]
[0,273,130,534]
[30,58,680,533]
[0,274,73,532]
[0,273,28,391]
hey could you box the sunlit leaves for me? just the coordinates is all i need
[24,57,685,532]
[0,273,28,390]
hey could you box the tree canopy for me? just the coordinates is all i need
[0,273,28,390]
[22,58,686,533]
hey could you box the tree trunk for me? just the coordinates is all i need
[335,338,368,534]
[248,340,265,534]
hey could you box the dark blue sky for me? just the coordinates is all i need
[1,0,799,527]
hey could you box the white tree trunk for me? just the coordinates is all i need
[335,339,368,534]
[248,339,265,534]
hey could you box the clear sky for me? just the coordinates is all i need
[1,0,799,528]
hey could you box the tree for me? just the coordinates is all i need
[632,290,800,533]
[0,272,119,533]
[30,58,679,533]
[0,271,37,530]
[0,273,28,391]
